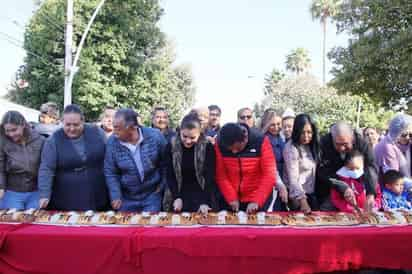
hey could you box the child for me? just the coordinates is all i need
[382,170,412,210]
[331,150,367,213]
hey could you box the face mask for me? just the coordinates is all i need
[336,166,364,179]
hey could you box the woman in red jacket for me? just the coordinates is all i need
[215,123,276,213]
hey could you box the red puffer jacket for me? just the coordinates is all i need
[215,132,276,207]
[331,175,383,213]
[331,176,367,213]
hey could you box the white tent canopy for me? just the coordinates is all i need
[0,98,40,122]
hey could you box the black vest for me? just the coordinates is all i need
[49,125,109,211]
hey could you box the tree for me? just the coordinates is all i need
[328,0,412,108]
[285,48,311,75]
[253,102,266,120]
[8,0,196,124]
[263,68,284,96]
[259,74,394,133]
[310,0,341,85]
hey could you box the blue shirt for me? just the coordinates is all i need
[120,128,144,181]
[206,127,220,138]
[382,188,412,210]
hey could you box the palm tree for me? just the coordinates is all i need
[285,48,311,75]
[310,0,341,85]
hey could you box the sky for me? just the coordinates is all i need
[0,0,348,122]
[0,2,34,95]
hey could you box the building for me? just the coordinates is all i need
[0,98,40,122]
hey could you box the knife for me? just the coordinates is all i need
[329,178,362,214]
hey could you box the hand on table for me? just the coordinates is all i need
[229,200,239,212]
[246,202,259,214]
[173,198,183,212]
[111,199,122,210]
[198,204,211,215]
[299,198,311,214]
[39,198,49,209]
[278,184,288,204]
[364,194,375,212]
[343,188,356,205]
[154,184,162,193]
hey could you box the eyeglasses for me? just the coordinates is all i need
[239,115,252,120]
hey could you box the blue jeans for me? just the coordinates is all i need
[1,191,39,210]
[120,191,161,212]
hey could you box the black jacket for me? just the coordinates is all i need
[316,132,378,203]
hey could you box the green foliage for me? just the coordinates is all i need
[285,48,311,75]
[310,0,341,21]
[8,0,195,124]
[328,0,412,107]
[263,68,285,96]
[259,74,394,133]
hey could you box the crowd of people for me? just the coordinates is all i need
[1,102,412,215]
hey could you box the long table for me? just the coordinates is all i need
[0,223,411,274]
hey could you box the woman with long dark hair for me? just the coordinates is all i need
[0,111,44,209]
[283,113,320,213]
[165,113,217,213]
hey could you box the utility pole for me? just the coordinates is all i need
[322,17,326,86]
[64,0,73,107]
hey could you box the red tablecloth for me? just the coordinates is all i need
[0,223,411,274]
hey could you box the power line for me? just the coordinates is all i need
[0,32,57,68]
[37,11,65,32]
[5,15,65,44]
[11,19,27,32]
[0,35,23,49]
[0,31,24,44]
[0,17,25,35]
[2,11,63,34]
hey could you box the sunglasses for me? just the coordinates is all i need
[239,115,252,120]
[400,133,412,138]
